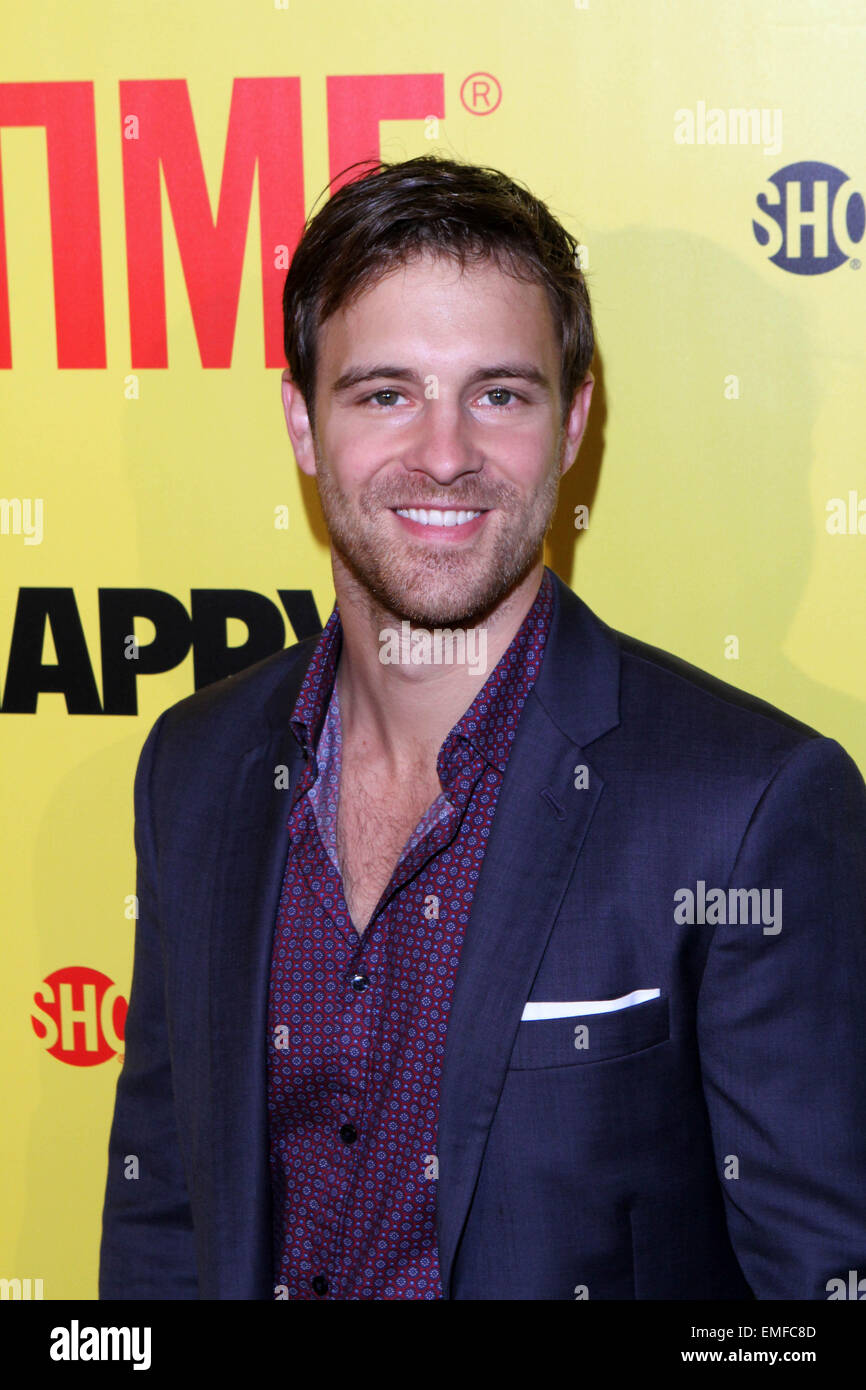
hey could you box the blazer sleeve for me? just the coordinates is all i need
[697,735,866,1298]
[98,711,199,1299]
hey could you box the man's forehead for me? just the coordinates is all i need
[318,252,556,362]
[343,249,545,307]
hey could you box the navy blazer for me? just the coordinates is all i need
[99,567,866,1300]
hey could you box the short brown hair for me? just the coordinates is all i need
[282,154,594,427]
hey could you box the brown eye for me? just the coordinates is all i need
[363,389,406,407]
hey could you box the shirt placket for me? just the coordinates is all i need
[279,796,360,1298]
[326,756,487,1297]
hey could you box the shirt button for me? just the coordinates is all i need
[311,1275,328,1296]
[340,1123,358,1144]
[350,973,370,992]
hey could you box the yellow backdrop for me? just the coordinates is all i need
[2,0,864,1299]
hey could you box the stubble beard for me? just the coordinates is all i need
[312,433,564,627]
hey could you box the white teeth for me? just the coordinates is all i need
[394,508,483,526]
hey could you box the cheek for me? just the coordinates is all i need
[318,443,391,511]
[317,423,371,477]
[495,411,558,448]
[496,428,560,483]
[324,414,393,460]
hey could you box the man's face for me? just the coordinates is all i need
[282,252,593,626]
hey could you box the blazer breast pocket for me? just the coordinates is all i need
[507,993,670,1071]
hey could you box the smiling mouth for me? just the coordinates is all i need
[392,507,487,527]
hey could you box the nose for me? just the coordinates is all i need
[402,395,484,487]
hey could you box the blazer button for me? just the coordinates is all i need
[350,973,370,992]
[340,1123,358,1144]
[311,1275,328,1296]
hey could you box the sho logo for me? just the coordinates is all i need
[752,161,865,274]
[30,966,127,1066]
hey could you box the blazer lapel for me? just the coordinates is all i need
[436,570,621,1297]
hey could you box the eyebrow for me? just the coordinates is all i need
[330,362,553,396]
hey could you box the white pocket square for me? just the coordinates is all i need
[521,988,661,1021]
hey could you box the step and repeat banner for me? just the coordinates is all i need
[2,0,864,1300]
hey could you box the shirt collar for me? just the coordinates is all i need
[289,568,555,777]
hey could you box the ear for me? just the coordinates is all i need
[560,373,594,477]
[281,369,317,477]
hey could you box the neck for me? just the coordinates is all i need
[332,555,545,778]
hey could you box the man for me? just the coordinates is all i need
[99,155,866,1301]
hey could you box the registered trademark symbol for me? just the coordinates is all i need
[850,258,861,270]
[460,72,502,115]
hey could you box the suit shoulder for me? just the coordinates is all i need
[612,627,823,766]
[149,634,320,748]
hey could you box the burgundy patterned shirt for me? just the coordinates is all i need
[267,568,554,1299]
